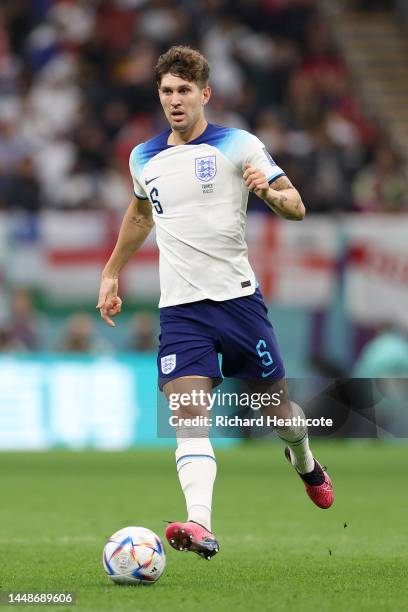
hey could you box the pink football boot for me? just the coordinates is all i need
[165,521,219,560]
[285,447,334,509]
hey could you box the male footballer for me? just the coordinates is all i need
[97,46,334,561]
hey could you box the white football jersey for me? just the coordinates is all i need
[129,123,285,307]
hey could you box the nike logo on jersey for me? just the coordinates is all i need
[145,176,160,185]
[262,366,278,378]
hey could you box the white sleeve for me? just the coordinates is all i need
[129,145,148,200]
[238,132,285,183]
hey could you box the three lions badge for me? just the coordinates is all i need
[161,354,176,374]
[195,156,217,182]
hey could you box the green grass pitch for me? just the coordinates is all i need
[0,442,407,611]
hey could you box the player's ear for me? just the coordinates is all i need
[202,85,211,106]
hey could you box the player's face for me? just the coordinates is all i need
[159,73,210,133]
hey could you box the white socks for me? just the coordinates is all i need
[175,437,216,532]
[275,401,314,474]
[174,402,312,531]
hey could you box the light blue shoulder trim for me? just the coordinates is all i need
[129,124,277,170]
[199,125,250,164]
[130,131,171,175]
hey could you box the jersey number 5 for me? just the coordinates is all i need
[149,187,163,214]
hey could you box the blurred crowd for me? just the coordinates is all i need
[3,287,408,382]
[0,287,158,353]
[0,0,407,214]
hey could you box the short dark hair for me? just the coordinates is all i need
[155,46,210,88]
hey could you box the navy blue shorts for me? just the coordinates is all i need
[158,288,285,389]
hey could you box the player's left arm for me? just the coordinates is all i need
[243,164,306,221]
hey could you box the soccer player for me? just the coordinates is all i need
[97,46,334,560]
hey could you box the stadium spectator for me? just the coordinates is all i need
[297,117,353,212]
[353,324,408,378]
[6,287,44,351]
[57,312,113,354]
[352,323,408,437]
[1,155,42,211]
[126,311,158,352]
[352,145,408,212]
[0,326,26,352]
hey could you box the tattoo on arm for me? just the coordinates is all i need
[270,176,302,209]
[274,194,287,210]
[130,215,143,225]
[129,198,154,228]
[266,174,305,219]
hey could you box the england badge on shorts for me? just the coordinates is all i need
[161,354,176,374]
[195,156,216,182]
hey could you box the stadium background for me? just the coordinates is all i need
[0,2,408,610]
[1,0,408,447]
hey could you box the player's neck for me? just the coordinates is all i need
[168,118,208,146]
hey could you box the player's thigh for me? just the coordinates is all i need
[219,289,285,381]
[158,302,222,391]
[163,375,213,419]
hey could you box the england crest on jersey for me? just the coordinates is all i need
[161,354,176,374]
[195,156,217,182]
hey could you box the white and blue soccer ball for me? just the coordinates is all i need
[103,526,166,585]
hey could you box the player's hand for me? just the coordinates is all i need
[243,164,270,200]
[96,276,122,328]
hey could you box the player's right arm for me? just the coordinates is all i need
[97,196,154,327]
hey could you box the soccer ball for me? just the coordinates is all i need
[103,526,166,585]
